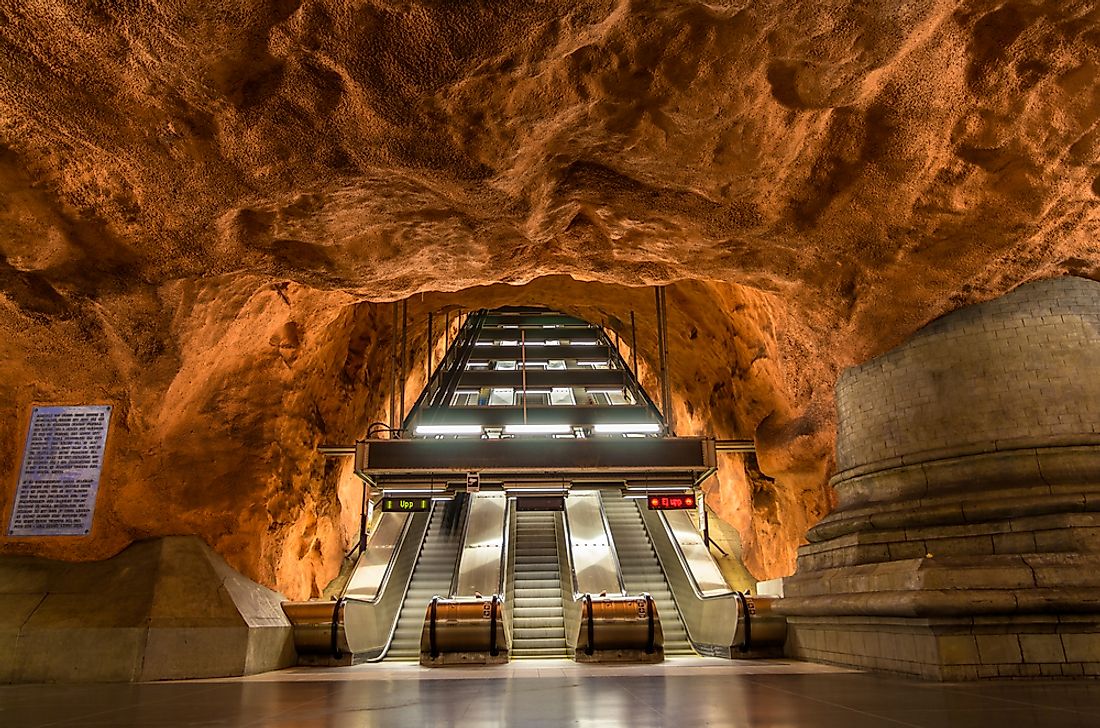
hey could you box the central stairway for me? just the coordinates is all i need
[384,500,467,661]
[600,492,695,655]
[510,510,569,658]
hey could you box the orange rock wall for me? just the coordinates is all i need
[1,1,1098,596]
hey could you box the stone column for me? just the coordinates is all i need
[780,276,1100,679]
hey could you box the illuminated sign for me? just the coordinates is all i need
[647,494,696,510]
[381,497,430,513]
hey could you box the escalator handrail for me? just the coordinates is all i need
[596,492,629,597]
[429,596,440,658]
[656,510,736,601]
[584,594,595,655]
[341,510,417,605]
[447,495,476,598]
[447,493,510,602]
[497,499,512,599]
[489,594,500,657]
[330,597,347,658]
[645,593,656,654]
[732,590,752,652]
[561,492,627,599]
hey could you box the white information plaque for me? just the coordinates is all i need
[7,405,112,536]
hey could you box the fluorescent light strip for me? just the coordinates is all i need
[506,488,567,495]
[504,424,572,435]
[593,423,661,434]
[586,388,629,394]
[415,425,483,435]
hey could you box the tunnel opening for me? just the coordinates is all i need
[302,277,835,610]
[285,302,790,665]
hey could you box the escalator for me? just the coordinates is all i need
[600,492,695,656]
[510,510,569,658]
[384,500,468,661]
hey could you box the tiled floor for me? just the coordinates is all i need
[3,658,1100,727]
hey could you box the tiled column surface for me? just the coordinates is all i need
[781,276,1100,680]
[0,536,296,683]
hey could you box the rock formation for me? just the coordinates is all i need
[1,1,1097,598]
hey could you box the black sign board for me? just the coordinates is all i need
[515,496,565,512]
[381,497,430,513]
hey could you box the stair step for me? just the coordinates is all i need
[511,511,567,655]
[510,606,562,618]
[514,627,567,639]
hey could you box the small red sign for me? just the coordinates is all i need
[647,494,696,510]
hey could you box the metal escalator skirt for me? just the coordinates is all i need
[343,511,412,602]
[451,493,509,597]
[660,510,733,598]
[563,492,626,597]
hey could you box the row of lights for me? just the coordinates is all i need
[414,423,661,436]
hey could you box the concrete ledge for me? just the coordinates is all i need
[786,615,1100,680]
[831,436,1100,488]
[0,536,295,683]
[830,445,1100,512]
[809,480,1100,543]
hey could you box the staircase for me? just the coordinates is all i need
[384,500,467,661]
[599,492,695,656]
[510,510,569,658]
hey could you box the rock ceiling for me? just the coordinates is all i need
[1,1,1098,596]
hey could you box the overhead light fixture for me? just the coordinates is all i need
[504,424,572,435]
[505,487,567,495]
[594,423,661,434]
[415,425,483,435]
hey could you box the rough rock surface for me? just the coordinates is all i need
[1,1,1098,597]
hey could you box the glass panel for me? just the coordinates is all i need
[550,387,576,406]
[610,389,632,405]
[493,360,516,370]
[517,392,550,406]
[451,391,480,406]
[489,388,514,406]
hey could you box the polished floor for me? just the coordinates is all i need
[3,658,1100,727]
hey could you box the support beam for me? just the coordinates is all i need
[427,312,434,380]
[630,310,638,378]
[400,298,408,424]
[655,287,673,434]
[390,302,399,432]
